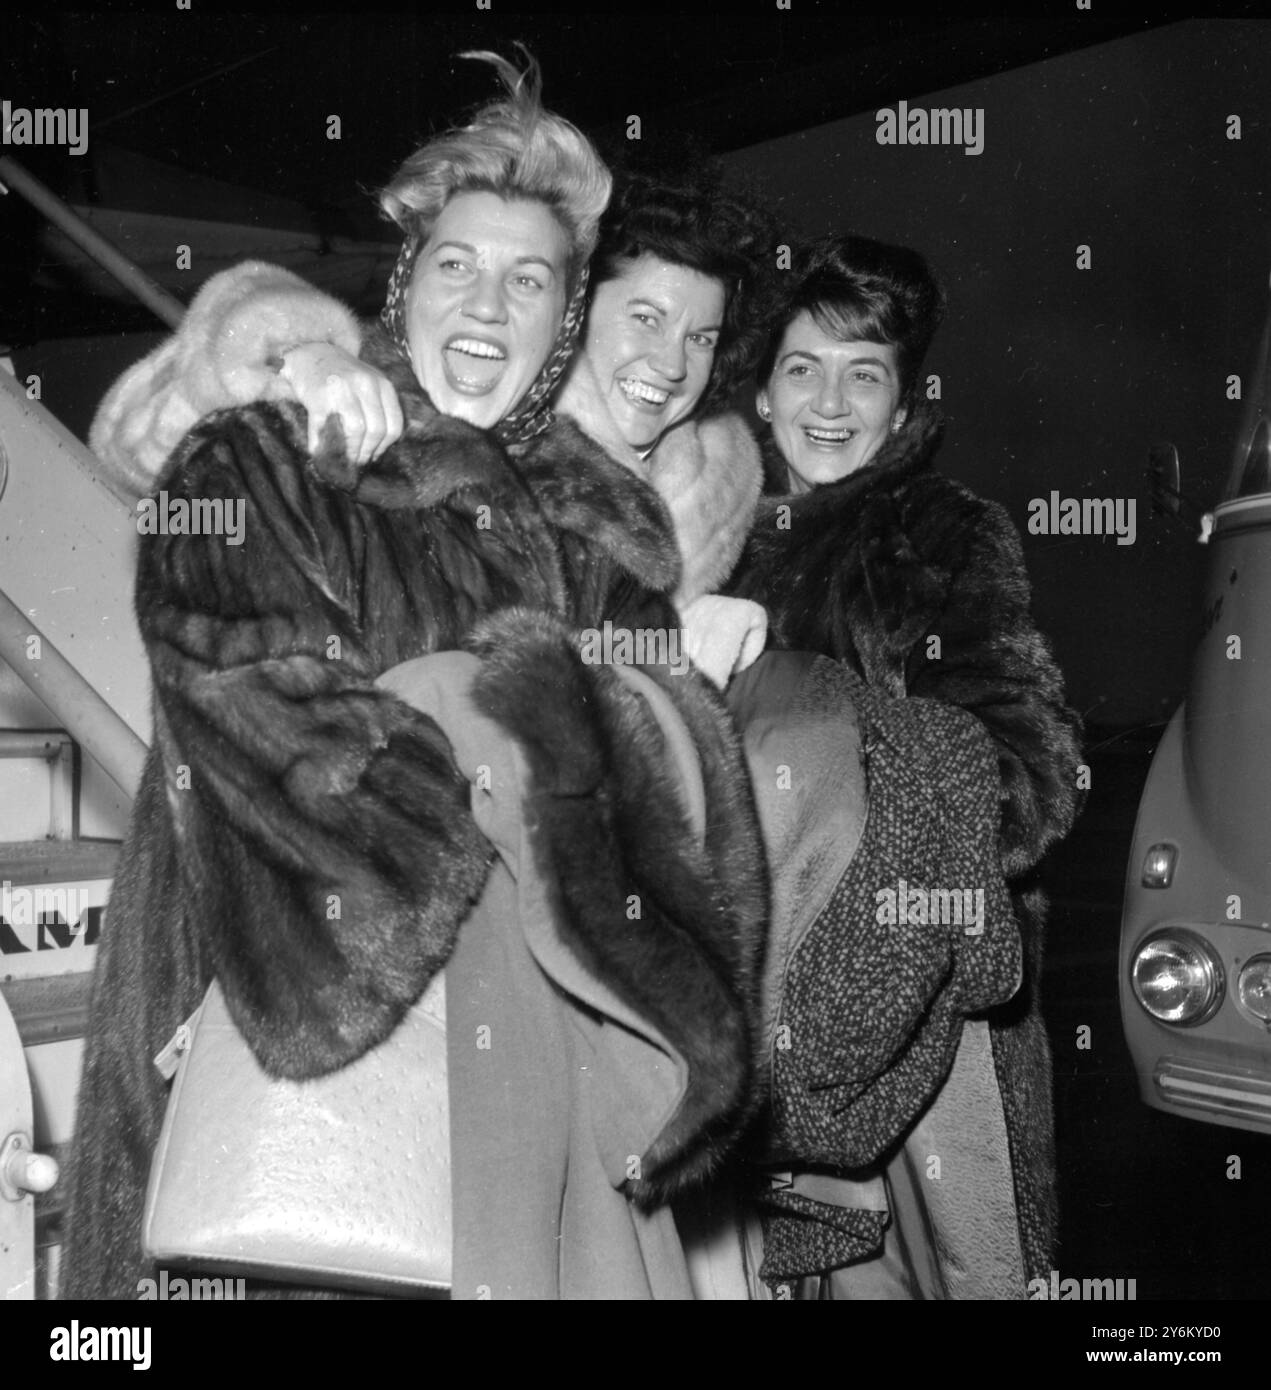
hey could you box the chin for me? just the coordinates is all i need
[443,395,502,429]
[615,423,659,452]
[794,454,857,487]
[612,411,658,452]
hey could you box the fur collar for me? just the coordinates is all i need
[737,404,949,671]
[556,354,762,603]
[513,418,682,595]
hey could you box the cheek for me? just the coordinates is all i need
[405,283,443,343]
[539,295,565,342]
[690,354,715,401]
[768,381,802,427]
[865,392,898,429]
[518,300,563,369]
[585,321,634,377]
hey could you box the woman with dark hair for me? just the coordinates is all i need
[750,235,943,494]
[68,52,766,1300]
[554,169,774,612]
[727,234,1083,1298]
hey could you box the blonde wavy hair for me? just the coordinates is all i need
[378,48,611,289]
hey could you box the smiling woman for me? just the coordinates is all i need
[753,235,940,492]
[729,233,1084,1296]
[68,49,768,1302]
[551,169,776,628]
[579,254,725,451]
[760,321,905,491]
[402,192,568,426]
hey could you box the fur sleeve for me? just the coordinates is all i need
[135,401,492,1079]
[89,261,362,496]
[901,484,1084,879]
[464,609,768,1202]
[650,412,763,605]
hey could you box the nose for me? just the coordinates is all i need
[462,271,509,324]
[647,335,688,383]
[813,371,851,418]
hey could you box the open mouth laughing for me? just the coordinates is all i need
[442,335,509,395]
[617,377,672,410]
[803,425,858,447]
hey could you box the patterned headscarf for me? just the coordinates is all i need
[380,232,589,447]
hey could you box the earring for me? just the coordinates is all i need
[758,404,772,421]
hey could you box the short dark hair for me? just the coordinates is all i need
[591,169,776,415]
[759,235,946,410]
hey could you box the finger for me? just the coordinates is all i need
[375,380,405,458]
[339,410,368,466]
[325,381,368,464]
[304,383,363,462]
[307,408,349,457]
[345,380,384,466]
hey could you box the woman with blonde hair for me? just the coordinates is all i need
[66,51,765,1300]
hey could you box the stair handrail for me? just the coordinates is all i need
[0,155,175,806]
[0,154,184,330]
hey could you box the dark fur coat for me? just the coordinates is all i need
[62,326,767,1299]
[729,407,1083,1281]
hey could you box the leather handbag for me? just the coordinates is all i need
[141,971,451,1296]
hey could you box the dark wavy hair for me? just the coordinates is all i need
[590,169,776,415]
[758,235,946,411]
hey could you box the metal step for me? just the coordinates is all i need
[0,838,120,884]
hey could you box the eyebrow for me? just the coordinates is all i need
[433,241,558,274]
[628,298,722,333]
[779,349,892,370]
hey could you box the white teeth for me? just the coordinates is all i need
[618,378,670,406]
[449,338,506,360]
[805,428,853,443]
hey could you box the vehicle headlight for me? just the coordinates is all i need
[1236,955,1271,1024]
[1131,929,1225,1026]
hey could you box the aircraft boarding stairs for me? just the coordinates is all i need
[0,358,149,1299]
